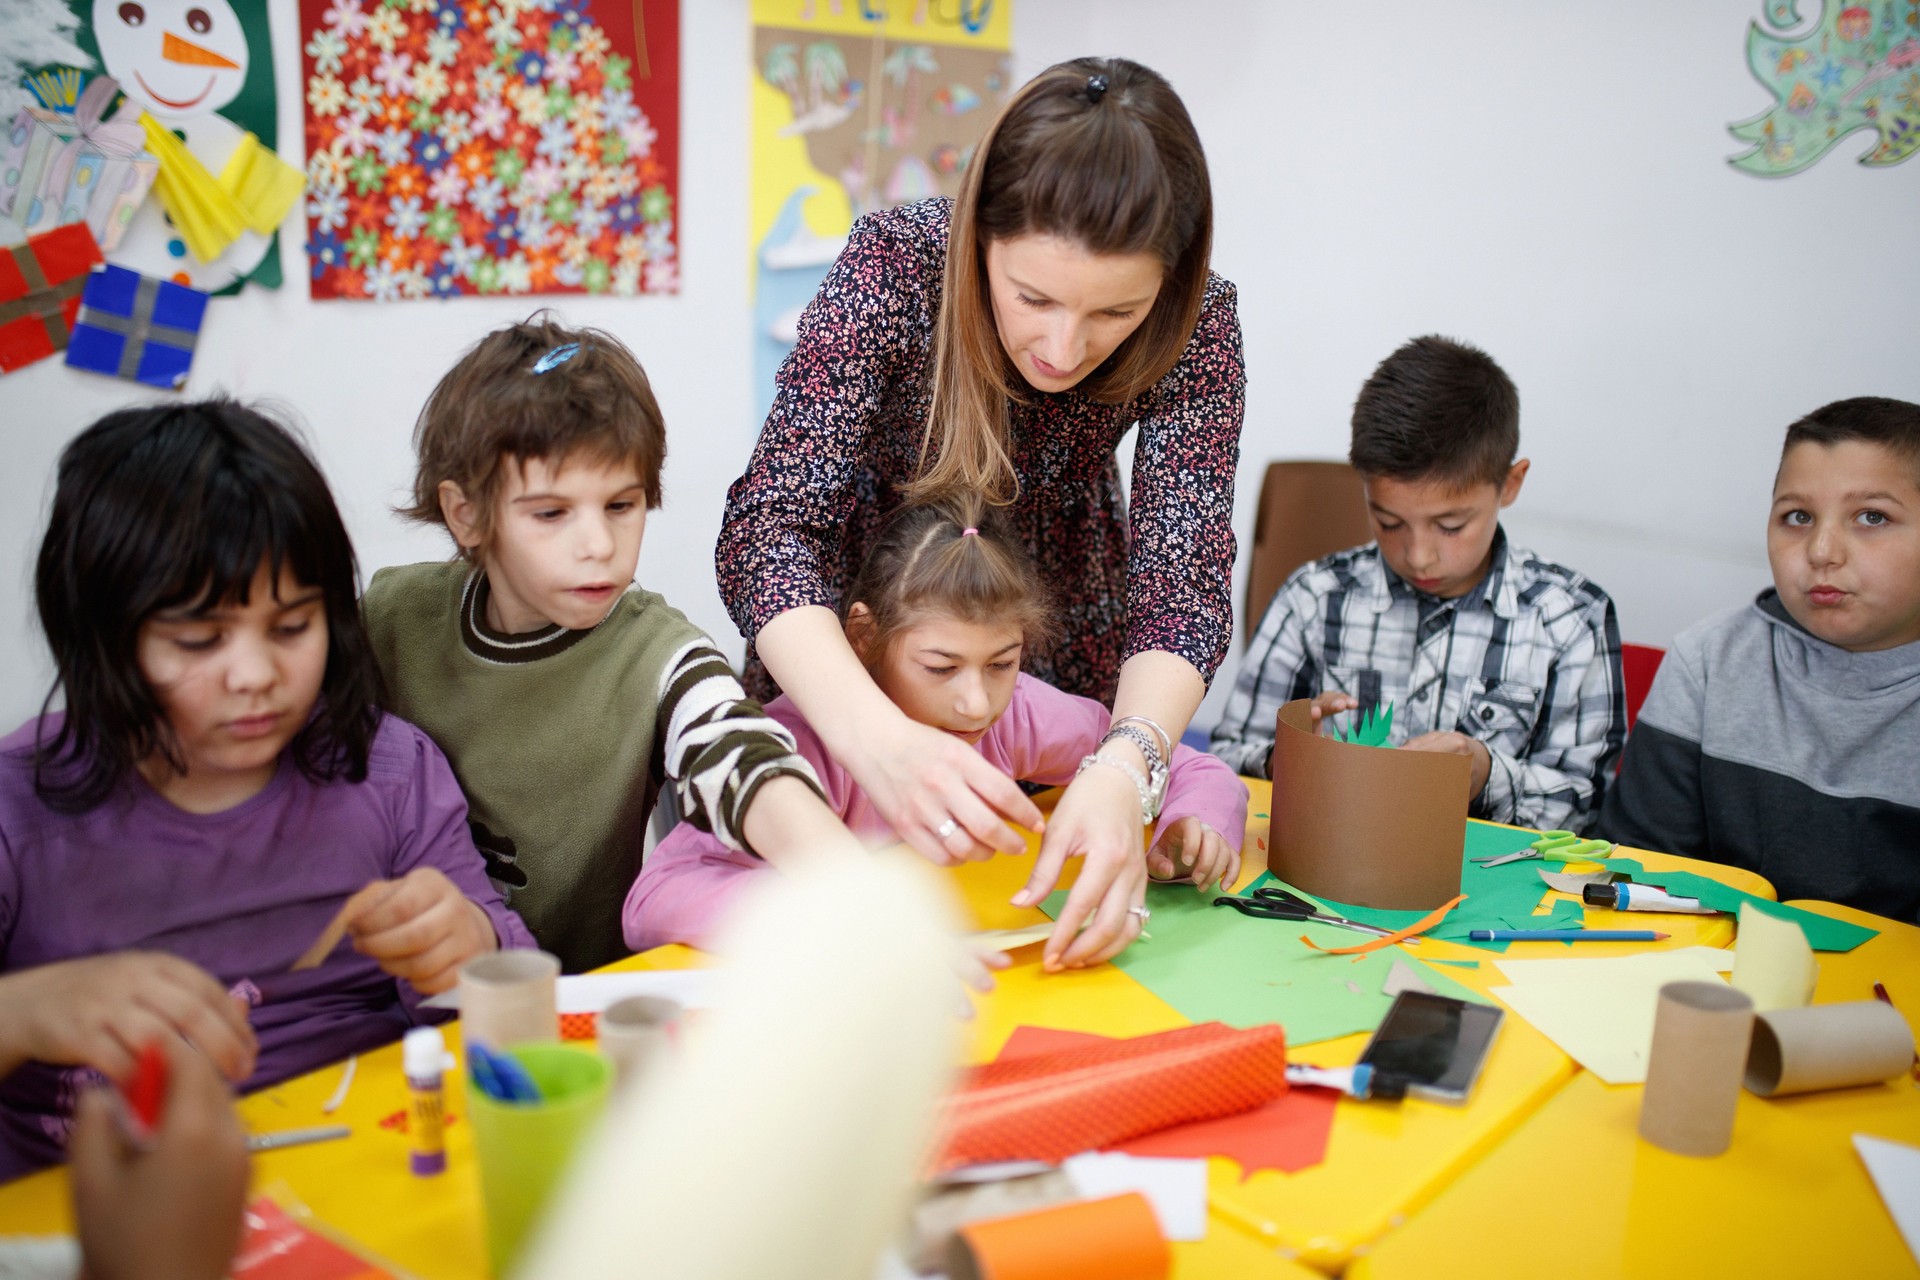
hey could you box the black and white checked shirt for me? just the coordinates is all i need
[1210,529,1626,832]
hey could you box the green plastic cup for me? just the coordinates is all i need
[466,1042,612,1274]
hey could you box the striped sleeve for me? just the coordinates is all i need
[653,640,825,855]
[1208,565,1326,779]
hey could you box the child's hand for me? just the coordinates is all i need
[1401,731,1493,799]
[68,1036,249,1280]
[347,868,499,995]
[949,942,1011,1018]
[0,953,257,1084]
[1308,691,1360,734]
[1148,817,1240,892]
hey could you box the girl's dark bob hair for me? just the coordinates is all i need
[33,399,384,812]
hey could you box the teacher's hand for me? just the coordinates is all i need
[855,710,1044,865]
[1013,763,1149,971]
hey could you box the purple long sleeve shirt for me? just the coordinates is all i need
[0,712,533,1183]
[625,674,1250,952]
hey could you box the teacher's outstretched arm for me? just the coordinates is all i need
[755,605,1044,863]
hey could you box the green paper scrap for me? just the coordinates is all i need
[1427,959,1482,969]
[1334,702,1394,747]
[1039,882,1484,1048]
[1606,860,1877,953]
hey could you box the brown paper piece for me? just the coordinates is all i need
[910,1171,1078,1274]
[949,1193,1169,1280]
[1639,981,1754,1157]
[1744,1001,1915,1097]
[290,882,396,971]
[458,950,561,1049]
[1267,699,1468,910]
[1730,903,1819,1012]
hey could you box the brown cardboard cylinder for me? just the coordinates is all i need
[1744,1001,1915,1097]
[948,1193,1169,1280]
[460,950,560,1049]
[1639,981,1754,1157]
[1267,699,1468,910]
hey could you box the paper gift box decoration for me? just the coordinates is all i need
[0,223,104,374]
[934,1022,1290,1171]
[4,75,159,251]
[65,264,207,389]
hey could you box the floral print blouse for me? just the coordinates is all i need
[717,198,1246,706]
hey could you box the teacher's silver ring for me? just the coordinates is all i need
[1128,906,1152,923]
[935,818,960,840]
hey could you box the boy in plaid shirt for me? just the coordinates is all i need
[1211,336,1626,832]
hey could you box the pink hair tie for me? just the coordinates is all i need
[962,526,979,537]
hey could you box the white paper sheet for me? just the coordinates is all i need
[420,968,717,1012]
[1061,1152,1207,1242]
[1856,1134,1920,1266]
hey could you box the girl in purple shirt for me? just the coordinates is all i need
[628,497,1248,953]
[0,401,531,1183]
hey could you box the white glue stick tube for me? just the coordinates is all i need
[1587,882,1720,915]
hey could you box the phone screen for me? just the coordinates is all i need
[1358,991,1504,1104]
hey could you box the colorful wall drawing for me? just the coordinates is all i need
[47,0,286,294]
[750,0,1011,419]
[298,0,679,301]
[1730,0,1920,174]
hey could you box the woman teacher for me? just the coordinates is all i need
[717,57,1246,969]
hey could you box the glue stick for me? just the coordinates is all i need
[1583,882,1719,915]
[403,1026,448,1176]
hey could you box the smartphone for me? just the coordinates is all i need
[1357,991,1503,1105]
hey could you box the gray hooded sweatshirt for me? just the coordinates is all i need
[1600,589,1920,919]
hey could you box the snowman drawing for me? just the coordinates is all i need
[91,0,271,292]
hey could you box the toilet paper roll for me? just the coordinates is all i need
[1639,981,1754,1157]
[1744,1001,1915,1097]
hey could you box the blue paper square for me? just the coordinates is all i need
[64,264,206,389]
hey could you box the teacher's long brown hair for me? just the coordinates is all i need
[910,57,1214,505]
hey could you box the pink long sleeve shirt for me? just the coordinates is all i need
[625,674,1249,952]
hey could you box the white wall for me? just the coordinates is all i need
[1,0,1915,735]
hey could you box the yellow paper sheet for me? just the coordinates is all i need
[1488,950,1737,1085]
[218,132,305,235]
[1730,902,1819,1012]
[1492,945,1733,987]
[967,924,1055,952]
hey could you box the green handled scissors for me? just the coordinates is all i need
[1472,830,1615,868]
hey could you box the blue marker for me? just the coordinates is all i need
[1469,929,1668,942]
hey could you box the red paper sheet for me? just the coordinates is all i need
[996,1025,1337,1178]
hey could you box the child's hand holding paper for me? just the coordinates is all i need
[342,868,501,995]
[0,953,257,1084]
[1148,816,1238,891]
[1307,691,1359,734]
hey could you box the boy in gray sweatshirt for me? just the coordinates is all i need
[1601,397,1920,918]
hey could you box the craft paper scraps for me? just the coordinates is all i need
[64,263,205,389]
[1730,902,1819,1011]
[1488,949,1737,1084]
[995,1026,1337,1178]
[937,1022,1289,1172]
[0,221,101,372]
[1492,945,1734,988]
[970,924,1055,952]
[1061,1152,1207,1242]
[1540,867,1617,895]
[1040,878,1483,1048]
[1300,895,1464,954]
[1606,859,1877,952]
[298,0,680,300]
[1855,1134,1920,1267]
[1383,959,1437,998]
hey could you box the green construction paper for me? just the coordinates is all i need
[1427,959,1482,969]
[1038,881,1485,1048]
[1334,702,1395,747]
[1606,860,1878,953]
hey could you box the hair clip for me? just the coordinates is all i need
[531,342,582,374]
[1085,74,1108,103]
[961,526,979,537]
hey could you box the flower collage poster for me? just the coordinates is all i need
[297,0,680,301]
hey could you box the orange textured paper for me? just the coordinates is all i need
[936,1022,1289,1171]
[951,1192,1168,1280]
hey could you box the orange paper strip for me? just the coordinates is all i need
[1298,894,1466,955]
[291,883,396,971]
[949,1193,1169,1280]
[936,1022,1288,1171]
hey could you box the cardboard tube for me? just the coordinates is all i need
[948,1193,1169,1280]
[1639,981,1754,1157]
[460,950,560,1049]
[1744,1001,1915,1097]
[1267,699,1467,910]
[597,995,682,1091]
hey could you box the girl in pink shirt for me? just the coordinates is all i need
[625,498,1248,953]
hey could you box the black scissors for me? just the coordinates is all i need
[1211,886,1419,944]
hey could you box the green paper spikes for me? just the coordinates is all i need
[1335,702,1394,747]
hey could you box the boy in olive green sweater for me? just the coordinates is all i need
[365,318,862,972]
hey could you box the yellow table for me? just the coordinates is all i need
[945,782,1775,1274]
[0,779,1780,1279]
[1349,901,1920,1280]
